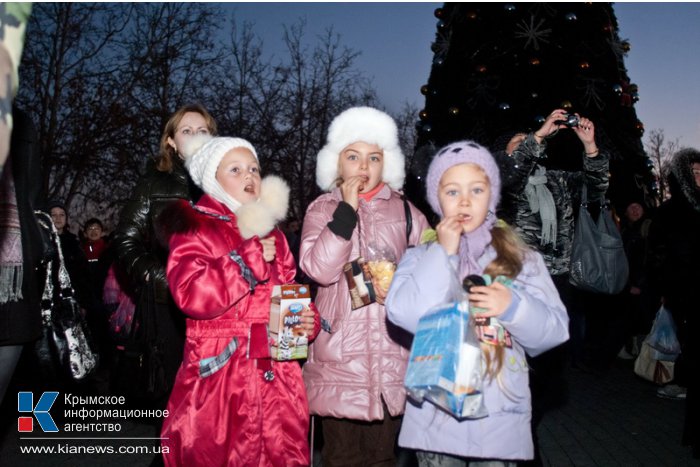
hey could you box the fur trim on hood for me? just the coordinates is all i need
[156,175,290,244]
[155,199,199,249]
[667,147,700,212]
[316,106,405,192]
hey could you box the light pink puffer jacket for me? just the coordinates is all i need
[300,185,431,421]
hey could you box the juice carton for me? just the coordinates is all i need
[269,284,311,360]
[404,301,487,419]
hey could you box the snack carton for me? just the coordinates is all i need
[404,301,487,419]
[269,284,311,360]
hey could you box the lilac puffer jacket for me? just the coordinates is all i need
[300,185,430,421]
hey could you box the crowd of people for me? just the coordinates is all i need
[1,102,699,466]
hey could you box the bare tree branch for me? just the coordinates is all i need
[644,128,679,204]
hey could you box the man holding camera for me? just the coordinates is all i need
[491,108,609,466]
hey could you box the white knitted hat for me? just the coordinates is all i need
[182,135,258,213]
[315,106,405,192]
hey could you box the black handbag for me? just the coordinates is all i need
[569,185,629,294]
[111,282,169,400]
[35,217,98,380]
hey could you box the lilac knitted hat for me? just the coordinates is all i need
[425,140,501,217]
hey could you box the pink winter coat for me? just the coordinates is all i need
[162,196,314,466]
[300,185,430,421]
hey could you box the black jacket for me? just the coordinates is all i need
[111,156,201,397]
[112,157,201,302]
[0,108,45,345]
[495,133,610,276]
[621,217,652,289]
[646,148,700,316]
[57,230,93,310]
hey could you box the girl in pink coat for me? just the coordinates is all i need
[299,107,430,465]
[161,135,320,466]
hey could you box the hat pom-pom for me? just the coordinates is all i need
[236,175,290,239]
[259,175,290,222]
[181,134,213,164]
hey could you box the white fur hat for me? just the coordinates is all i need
[182,135,258,213]
[315,106,405,192]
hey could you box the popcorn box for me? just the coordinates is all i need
[269,284,311,360]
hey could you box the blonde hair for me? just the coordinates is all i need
[481,220,530,383]
[157,103,218,173]
[484,220,527,279]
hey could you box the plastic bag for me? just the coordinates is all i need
[644,305,681,361]
[404,268,487,420]
[404,301,487,419]
[365,243,397,291]
[104,264,137,340]
[634,342,674,384]
[344,243,396,310]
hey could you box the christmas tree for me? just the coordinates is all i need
[411,3,655,215]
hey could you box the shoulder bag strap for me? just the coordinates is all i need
[39,255,54,324]
[36,211,75,298]
[40,215,75,297]
[402,195,413,245]
[35,212,55,307]
[54,233,73,292]
[580,183,589,208]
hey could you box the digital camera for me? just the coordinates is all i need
[558,113,579,127]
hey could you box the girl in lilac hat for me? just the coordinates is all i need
[385,140,569,465]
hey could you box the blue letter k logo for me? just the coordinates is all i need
[18,392,59,432]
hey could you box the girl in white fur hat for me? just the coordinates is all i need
[159,135,320,466]
[299,106,431,465]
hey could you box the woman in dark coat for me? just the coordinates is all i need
[491,109,609,467]
[111,104,217,404]
[0,107,44,404]
[646,148,700,457]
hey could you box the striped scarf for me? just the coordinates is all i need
[0,157,23,303]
